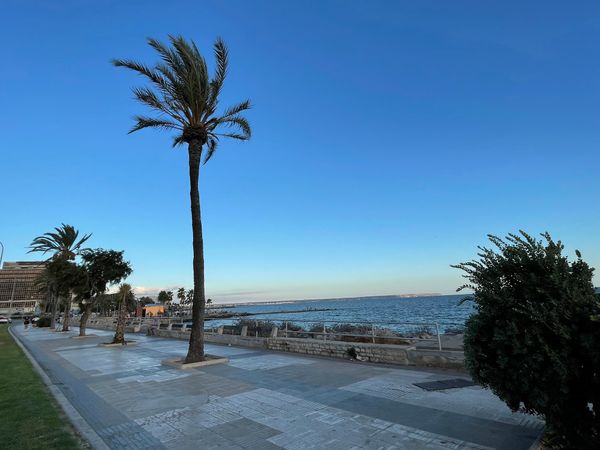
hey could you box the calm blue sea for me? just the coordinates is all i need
[218,294,474,333]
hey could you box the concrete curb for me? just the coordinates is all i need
[9,326,111,450]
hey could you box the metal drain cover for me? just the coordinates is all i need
[414,378,476,391]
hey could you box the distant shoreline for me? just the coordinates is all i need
[216,293,447,309]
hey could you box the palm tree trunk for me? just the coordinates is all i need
[185,139,206,363]
[62,298,71,332]
[50,289,58,329]
[113,295,127,344]
[79,303,92,336]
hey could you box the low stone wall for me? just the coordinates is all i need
[87,317,465,370]
[87,317,146,334]
[154,329,465,370]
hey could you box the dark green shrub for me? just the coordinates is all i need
[232,319,275,337]
[453,231,600,449]
[281,321,303,332]
[36,316,51,328]
[329,323,371,334]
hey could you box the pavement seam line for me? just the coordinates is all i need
[9,326,111,450]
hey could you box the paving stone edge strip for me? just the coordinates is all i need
[9,326,111,450]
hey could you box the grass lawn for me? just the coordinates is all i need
[0,325,85,449]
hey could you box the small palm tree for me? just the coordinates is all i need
[30,224,91,329]
[113,36,251,363]
[34,259,76,328]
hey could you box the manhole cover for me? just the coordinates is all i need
[414,378,475,391]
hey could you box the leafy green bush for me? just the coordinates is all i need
[231,319,276,337]
[36,316,51,328]
[453,231,600,448]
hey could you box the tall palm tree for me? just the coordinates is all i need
[30,224,92,329]
[113,36,251,363]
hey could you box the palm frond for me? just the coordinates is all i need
[114,36,251,152]
[111,59,170,93]
[217,115,251,138]
[131,87,181,121]
[203,136,219,164]
[212,38,228,90]
[147,37,185,74]
[170,35,209,122]
[220,100,251,120]
[212,132,249,141]
[29,224,91,260]
[172,134,186,148]
[205,38,229,118]
[129,116,181,134]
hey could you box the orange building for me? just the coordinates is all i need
[142,303,165,317]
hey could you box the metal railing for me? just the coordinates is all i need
[94,315,446,350]
[207,318,443,350]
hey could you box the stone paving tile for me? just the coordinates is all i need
[335,393,540,449]
[340,373,544,429]
[266,360,390,388]
[209,417,282,449]
[59,346,161,376]
[13,326,543,450]
[96,420,165,449]
[165,433,246,450]
[340,372,436,401]
[226,353,316,370]
[116,369,192,384]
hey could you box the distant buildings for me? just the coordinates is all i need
[0,261,46,315]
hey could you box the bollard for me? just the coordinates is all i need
[241,325,248,337]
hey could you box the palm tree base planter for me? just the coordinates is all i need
[161,355,228,369]
[98,341,138,347]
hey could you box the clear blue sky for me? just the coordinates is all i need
[1,1,599,302]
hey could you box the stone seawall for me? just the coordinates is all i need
[86,317,464,370]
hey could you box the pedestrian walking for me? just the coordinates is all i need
[24,317,30,330]
[148,317,159,336]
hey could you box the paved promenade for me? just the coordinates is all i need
[12,326,543,449]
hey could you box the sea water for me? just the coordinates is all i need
[218,294,474,333]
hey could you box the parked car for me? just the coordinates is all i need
[0,316,11,324]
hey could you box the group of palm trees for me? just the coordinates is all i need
[29,36,251,362]
[30,224,133,344]
[30,224,91,332]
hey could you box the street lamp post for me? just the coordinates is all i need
[0,240,4,269]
